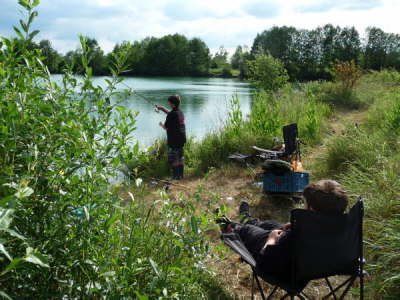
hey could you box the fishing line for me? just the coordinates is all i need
[120,81,160,113]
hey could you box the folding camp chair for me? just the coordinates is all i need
[222,198,365,299]
[253,123,300,161]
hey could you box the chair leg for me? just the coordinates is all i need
[267,286,278,300]
[254,274,266,300]
[280,294,289,300]
[325,278,338,300]
[322,276,354,299]
[251,273,255,300]
[300,291,310,300]
[360,272,364,300]
[339,277,357,300]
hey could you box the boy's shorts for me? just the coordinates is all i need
[168,147,184,164]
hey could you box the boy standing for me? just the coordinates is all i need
[156,95,186,180]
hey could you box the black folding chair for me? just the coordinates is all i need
[222,199,365,299]
[253,123,300,161]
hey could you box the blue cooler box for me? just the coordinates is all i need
[263,171,309,193]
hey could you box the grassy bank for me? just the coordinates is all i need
[131,70,400,299]
[307,70,400,298]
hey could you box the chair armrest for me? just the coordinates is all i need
[252,146,279,154]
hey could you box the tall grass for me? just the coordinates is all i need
[313,72,400,298]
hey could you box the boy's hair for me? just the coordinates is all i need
[303,180,348,214]
[168,94,181,108]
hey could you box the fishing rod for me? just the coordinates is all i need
[120,81,160,113]
[150,177,188,189]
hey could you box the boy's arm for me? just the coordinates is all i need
[156,105,170,114]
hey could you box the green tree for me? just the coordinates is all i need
[37,39,62,73]
[231,45,252,78]
[248,53,289,91]
[188,38,210,76]
[363,27,400,71]
[211,46,228,68]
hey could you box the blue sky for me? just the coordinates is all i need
[0,0,397,54]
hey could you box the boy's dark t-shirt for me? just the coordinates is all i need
[165,108,186,148]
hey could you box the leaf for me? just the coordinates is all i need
[19,20,28,33]
[105,214,118,231]
[32,0,40,7]
[29,30,40,40]
[28,11,38,26]
[0,290,12,300]
[149,258,161,277]
[0,196,17,208]
[24,248,49,268]
[18,0,30,10]
[4,229,25,240]
[14,187,33,199]
[0,244,12,261]
[100,271,116,278]
[13,26,24,39]
[190,216,198,234]
[83,205,90,221]
[0,209,14,230]
[1,258,22,276]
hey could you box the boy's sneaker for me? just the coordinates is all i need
[239,201,251,223]
[215,216,235,233]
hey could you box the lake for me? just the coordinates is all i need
[56,75,254,147]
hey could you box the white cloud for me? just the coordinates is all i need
[0,0,398,54]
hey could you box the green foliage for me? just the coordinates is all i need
[321,61,363,108]
[314,74,400,298]
[0,3,225,298]
[248,53,289,91]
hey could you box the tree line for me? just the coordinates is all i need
[245,24,400,81]
[7,24,400,80]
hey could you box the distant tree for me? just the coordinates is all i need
[37,40,61,73]
[211,46,228,68]
[363,27,400,71]
[231,45,252,78]
[141,34,190,76]
[231,45,243,69]
[188,38,210,76]
[85,37,107,75]
[251,26,297,61]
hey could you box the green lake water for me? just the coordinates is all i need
[56,75,254,147]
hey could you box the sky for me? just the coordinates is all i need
[0,0,398,54]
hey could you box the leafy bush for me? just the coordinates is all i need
[248,53,289,91]
[0,2,224,298]
[315,61,366,109]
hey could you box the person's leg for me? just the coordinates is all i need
[168,148,180,179]
[239,201,283,230]
[176,147,184,179]
[235,224,271,257]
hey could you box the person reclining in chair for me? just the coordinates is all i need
[218,180,348,281]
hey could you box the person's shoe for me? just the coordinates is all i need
[216,215,235,233]
[178,165,184,179]
[172,166,180,180]
[239,201,251,223]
